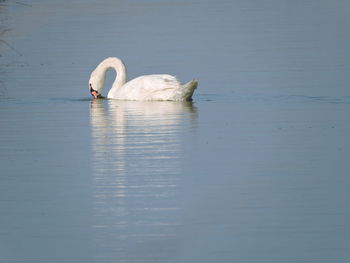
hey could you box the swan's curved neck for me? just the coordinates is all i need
[96,57,127,90]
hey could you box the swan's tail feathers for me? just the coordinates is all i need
[182,79,198,101]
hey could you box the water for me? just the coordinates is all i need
[1,0,350,262]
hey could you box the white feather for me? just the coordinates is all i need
[88,57,197,101]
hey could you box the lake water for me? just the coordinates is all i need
[1,0,350,262]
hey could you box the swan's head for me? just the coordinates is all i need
[89,71,104,99]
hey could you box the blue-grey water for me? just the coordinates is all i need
[1,1,350,262]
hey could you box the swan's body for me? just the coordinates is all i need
[89,57,198,101]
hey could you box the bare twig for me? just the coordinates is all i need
[14,1,32,7]
[0,27,22,55]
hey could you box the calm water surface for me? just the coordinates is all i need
[1,1,350,262]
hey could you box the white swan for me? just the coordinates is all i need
[88,57,198,101]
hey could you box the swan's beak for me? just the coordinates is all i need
[90,85,103,99]
[91,90,99,99]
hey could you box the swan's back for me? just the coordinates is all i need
[108,74,197,101]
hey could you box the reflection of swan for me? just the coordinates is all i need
[90,100,197,175]
[89,100,197,259]
[88,57,198,101]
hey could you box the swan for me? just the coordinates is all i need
[88,57,198,101]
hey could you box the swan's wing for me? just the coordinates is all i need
[135,74,180,91]
[116,74,182,100]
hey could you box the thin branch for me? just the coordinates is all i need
[0,28,12,36]
[14,1,32,7]
[0,28,22,55]
[0,39,22,55]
